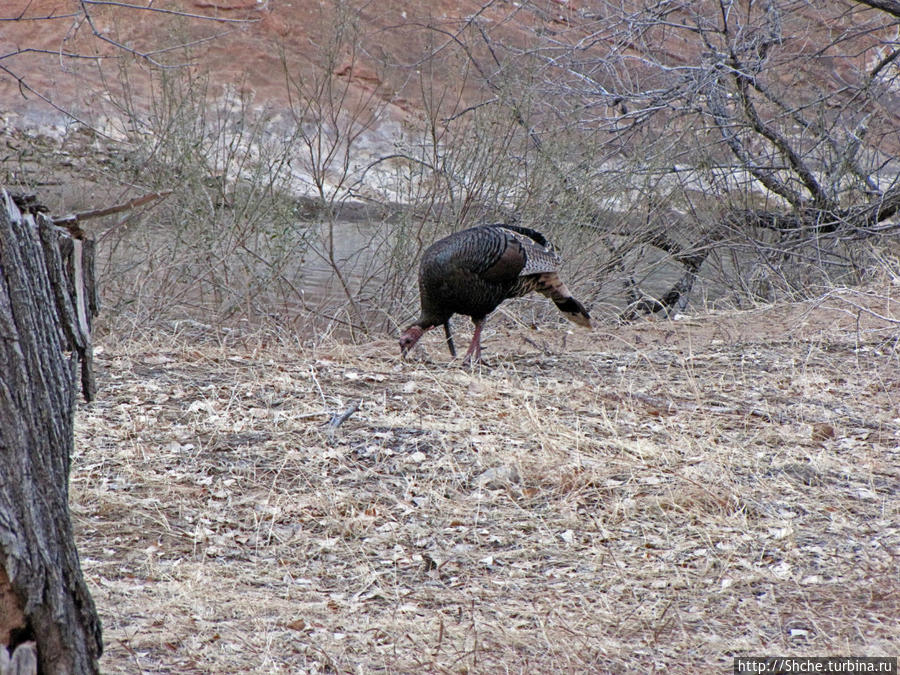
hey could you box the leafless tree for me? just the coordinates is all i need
[429,0,900,312]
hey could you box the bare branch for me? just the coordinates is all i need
[869,45,900,80]
[79,0,259,24]
[0,63,116,139]
[53,190,173,228]
[731,65,830,208]
[0,11,80,21]
[327,401,360,435]
[853,0,900,19]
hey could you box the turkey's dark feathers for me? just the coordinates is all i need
[417,224,563,325]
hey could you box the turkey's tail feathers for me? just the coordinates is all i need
[528,272,592,328]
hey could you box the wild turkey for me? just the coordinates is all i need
[399,224,591,363]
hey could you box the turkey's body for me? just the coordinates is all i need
[399,224,591,363]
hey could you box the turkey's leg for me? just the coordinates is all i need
[462,319,484,364]
[443,321,456,357]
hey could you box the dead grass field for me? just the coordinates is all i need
[72,288,900,673]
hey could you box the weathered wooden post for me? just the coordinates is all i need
[0,189,102,674]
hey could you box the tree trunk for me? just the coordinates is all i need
[0,190,102,674]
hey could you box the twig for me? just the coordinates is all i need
[327,401,360,433]
[297,411,331,420]
[53,190,172,228]
[520,335,551,355]
[80,0,259,23]
[0,63,114,138]
[823,289,900,326]
[77,0,257,68]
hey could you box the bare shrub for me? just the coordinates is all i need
[417,1,900,316]
[10,1,899,341]
[94,62,311,332]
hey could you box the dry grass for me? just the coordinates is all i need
[72,288,900,673]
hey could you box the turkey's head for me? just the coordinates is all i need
[399,325,425,358]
